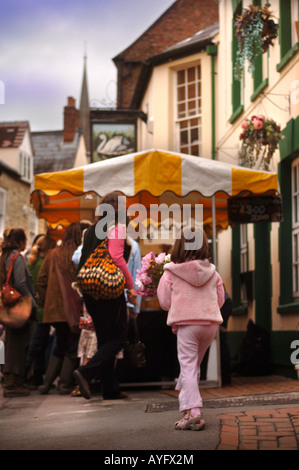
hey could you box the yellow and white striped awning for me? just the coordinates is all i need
[31,149,279,232]
[34,149,278,198]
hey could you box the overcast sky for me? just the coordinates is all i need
[0,0,174,132]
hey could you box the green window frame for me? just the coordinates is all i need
[231,225,248,315]
[250,0,269,101]
[230,0,244,123]
[277,0,299,72]
[278,117,299,314]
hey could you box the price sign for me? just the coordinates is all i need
[228,195,283,224]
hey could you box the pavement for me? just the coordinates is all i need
[192,375,299,451]
[0,374,299,455]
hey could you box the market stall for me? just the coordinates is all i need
[31,149,280,386]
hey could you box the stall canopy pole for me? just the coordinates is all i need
[212,195,217,267]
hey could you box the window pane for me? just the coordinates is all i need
[177,86,185,102]
[188,83,195,100]
[178,103,186,119]
[187,67,195,82]
[197,98,202,113]
[295,233,299,262]
[294,195,298,224]
[197,81,201,96]
[190,127,198,143]
[27,156,32,181]
[180,130,188,145]
[177,70,185,85]
[191,144,199,155]
[188,100,196,115]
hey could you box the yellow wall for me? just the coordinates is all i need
[138,51,213,158]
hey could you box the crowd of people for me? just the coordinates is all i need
[0,191,232,431]
[0,192,142,400]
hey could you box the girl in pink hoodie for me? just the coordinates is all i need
[157,227,224,431]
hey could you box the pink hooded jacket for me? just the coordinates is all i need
[157,259,224,332]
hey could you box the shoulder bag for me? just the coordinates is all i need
[54,249,83,334]
[124,315,147,369]
[76,237,125,300]
[0,254,32,328]
[1,254,22,307]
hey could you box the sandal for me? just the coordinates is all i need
[71,385,81,397]
[174,411,205,431]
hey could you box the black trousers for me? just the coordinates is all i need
[78,293,127,396]
[51,322,79,360]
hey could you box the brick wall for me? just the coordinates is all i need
[114,0,219,108]
[63,96,79,143]
[0,172,31,239]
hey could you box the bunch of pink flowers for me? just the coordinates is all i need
[238,115,283,170]
[241,115,265,131]
[136,252,171,297]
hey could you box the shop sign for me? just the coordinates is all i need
[228,195,283,224]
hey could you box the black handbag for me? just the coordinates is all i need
[124,316,146,369]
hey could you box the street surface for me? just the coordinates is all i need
[1,376,299,461]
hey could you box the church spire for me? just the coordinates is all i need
[79,49,91,157]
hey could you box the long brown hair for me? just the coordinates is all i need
[0,228,27,286]
[28,234,57,267]
[95,191,127,232]
[170,226,211,264]
[56,223,82,274]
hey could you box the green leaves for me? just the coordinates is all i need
[234,4,278,80]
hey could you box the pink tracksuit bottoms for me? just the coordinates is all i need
[175,323,218,412]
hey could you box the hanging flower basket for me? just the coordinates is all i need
[234,3,278,80]
[238,115,284,171]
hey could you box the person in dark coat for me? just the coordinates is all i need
[0,228,37,397]
[36,223,83,395]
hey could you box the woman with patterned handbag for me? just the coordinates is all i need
[73,192,137,400]
[0,228,37,397]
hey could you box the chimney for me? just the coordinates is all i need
[63,96,79,143]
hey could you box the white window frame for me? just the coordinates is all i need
[28,208,38,246]
[240,223,248,303]
[0,188,7,237]
[292,158,299,298]
[19,151,33,183]
[175,63,202,156]
[240,224,248,273]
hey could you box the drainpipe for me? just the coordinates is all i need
[206,45,218,160]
